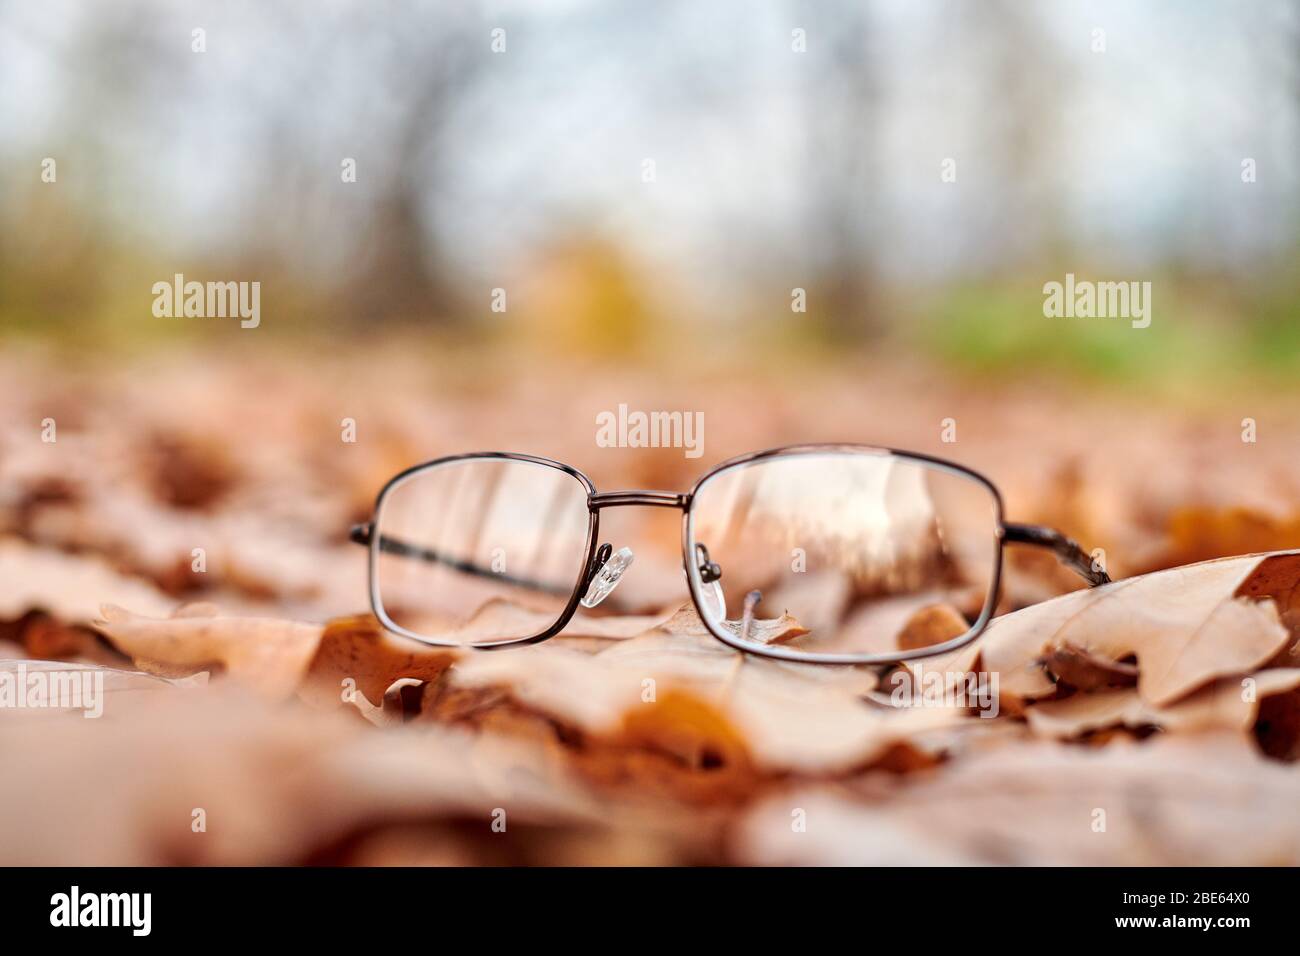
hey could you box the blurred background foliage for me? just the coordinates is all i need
[1,0,1297,393]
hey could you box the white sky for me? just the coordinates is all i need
[2,0,1295,294]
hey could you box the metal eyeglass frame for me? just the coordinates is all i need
[349,444,1111,665]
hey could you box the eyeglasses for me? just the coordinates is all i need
[348,445,1110,665]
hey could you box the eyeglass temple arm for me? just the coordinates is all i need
[348,523,574,597]
[1003,522,1111,586]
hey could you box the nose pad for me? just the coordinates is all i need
[693,543,727,621]
[581,545,635,608]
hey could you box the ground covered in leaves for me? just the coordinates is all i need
[2,344,1299,865]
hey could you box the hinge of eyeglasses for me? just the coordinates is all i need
[349,522,372,546]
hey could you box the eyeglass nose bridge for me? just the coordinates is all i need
[588,490,688,509]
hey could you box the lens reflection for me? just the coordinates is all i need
[687,451,999,658]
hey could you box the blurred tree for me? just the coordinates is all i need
[959,0,1069,271]
[255,3,486,328]
[796,0,884,343]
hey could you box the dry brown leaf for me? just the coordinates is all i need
[0,538,173,622]
[96,604,323,699]
[1041,642,1139,691]
[300,614,460,709]
[980,551,1299,706]
[599,610,879,697]
[407,597,681,649]
[896,603,969,651]
[831,588,981,656]
[655,600,809,647]
[341,676,430,727]
[742,611,812,646]
[1025,669,1300,741]
[12,611,131,666]
[1239,551,1300,666]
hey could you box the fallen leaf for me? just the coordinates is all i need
[396,597,682,649]
[15,611,130,666]
[1024,669,1300,741]
[300,614,459,709]
[1041,642,1139,691]
[96,604,323,699]
[653,600,809,647]
[980,552,1299,706]
[0,538,173,622]
[896,603,969,651]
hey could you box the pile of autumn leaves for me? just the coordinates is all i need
[1,546,1298,865]
[2,350,1300,865]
